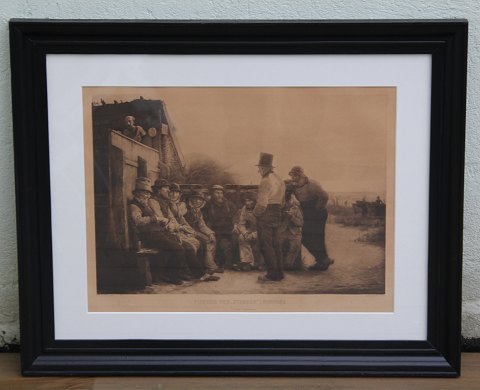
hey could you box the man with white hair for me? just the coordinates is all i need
[122,115,146,143]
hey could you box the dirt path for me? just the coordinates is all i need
[144,223,385,295]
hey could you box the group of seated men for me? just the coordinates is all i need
[128,177,305,286]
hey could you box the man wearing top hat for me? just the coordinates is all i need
[128,177,192,285]
[203,184,238,271]
[253,153,286,282]
[288,166,334,271]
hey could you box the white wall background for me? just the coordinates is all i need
[0,0,478,345]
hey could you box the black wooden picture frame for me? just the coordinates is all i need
[9,19,467,376]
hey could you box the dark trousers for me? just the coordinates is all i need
[214,233,234,267]
[301,202,329,268]
[257,205,284,280]
[142,229,204,280]
[181,241,205,279]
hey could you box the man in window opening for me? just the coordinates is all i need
[122,115,146,143]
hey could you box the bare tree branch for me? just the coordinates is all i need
[185,155,237,185]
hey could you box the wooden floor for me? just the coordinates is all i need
[1,353,479,389]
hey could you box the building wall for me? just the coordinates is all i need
[108,131,162,249]
[162,131,185,182]
[0,1,479,346]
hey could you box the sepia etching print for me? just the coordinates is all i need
[83,87,396,312]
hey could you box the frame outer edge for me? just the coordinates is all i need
[447,20,468,376]
[9,21,42,374]
[8,19,467,377]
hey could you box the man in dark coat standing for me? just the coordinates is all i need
[288,166,334,271]
[253,153,286,282]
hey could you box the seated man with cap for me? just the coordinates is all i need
[168,182,201,254]
[149,178,219,282]
[203,184,238,271]
[128,177,192,285]
[232,192,264,271]
[169,183,189,221]
[184,190,220,275]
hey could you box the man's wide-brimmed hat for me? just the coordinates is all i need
[288,166,305,176]
[243,191,257,201]
[152,178,170,190]
[285,183,296,200]
[256,152,274,168]
[211,184,225,193]
[189,190,206,201]
[285,182,296,193]
[133,177,152,193]
[170,182,181,192]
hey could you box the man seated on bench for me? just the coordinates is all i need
[128,177,196,285]
[184,190,221,276]
[149,178,220,283]
[168,182,201,256]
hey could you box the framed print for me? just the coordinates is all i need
[9,20,467,376]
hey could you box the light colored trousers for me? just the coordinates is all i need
[195,232,217,273]
[238,234,263,266]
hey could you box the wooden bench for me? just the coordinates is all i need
[134,241,159,286]
[129,219,170,288]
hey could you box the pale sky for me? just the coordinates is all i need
[94,87,395,193]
